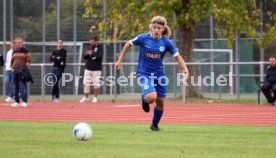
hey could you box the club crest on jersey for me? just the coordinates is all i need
[144,85,149,90]
[159,46,165,52]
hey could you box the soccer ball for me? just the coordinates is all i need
[73,123,93,141]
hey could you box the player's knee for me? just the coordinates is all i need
[147,97,156,104]
[146,93,157,104]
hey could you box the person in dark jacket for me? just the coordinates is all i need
[49,39,67,102]
[261,56,276,106]
[80,37,103,103]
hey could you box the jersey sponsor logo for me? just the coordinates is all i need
[144,52,161,58]
[159,46,165,52]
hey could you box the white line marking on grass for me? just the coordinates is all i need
[115,104,140,107]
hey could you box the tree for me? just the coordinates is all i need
[11,0,94,41]
[83,0,276,97]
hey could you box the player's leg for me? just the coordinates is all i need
[150,97,164,131]
[140,76,157,112]
[150,77,167,131]
[142,92,157,112]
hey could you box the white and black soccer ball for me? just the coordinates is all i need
[73,123,93,141]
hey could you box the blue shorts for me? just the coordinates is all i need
[138,75,167,98]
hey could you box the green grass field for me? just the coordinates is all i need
[0,122,276,158]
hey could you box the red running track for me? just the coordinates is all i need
[0,102,276,126]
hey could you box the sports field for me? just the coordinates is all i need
[0,102,276,158]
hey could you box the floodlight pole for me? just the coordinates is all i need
[210,16,214,93]
[235,32,240,99]
[73,0,77,95]
[57,0,60,39]
[103,1,107,95]
[10,0,13,41]
[259,0,264,62]
[42,0,46,63]
[113,23,117,99]
[3,0,7,96]
[173,13,177,97]
[259,0,264,104]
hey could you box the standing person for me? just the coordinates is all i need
[79,37,103,103]
[4,41,16,102]
[49,39,67,102]
[261,56,276,105]
[115,16,189,131]
[10,36,31,107]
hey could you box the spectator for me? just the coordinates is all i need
[261,56,276,106]
[80,37,103,103]
[10,36,31,108]
[49,39,67,102]
[4,41,16,103]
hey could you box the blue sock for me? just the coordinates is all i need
[142,95,147,103]
[152,106,163,126]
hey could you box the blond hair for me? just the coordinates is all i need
[149,16,171,37]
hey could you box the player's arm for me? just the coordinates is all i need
[115,41,131,70]
[175,54,189,80]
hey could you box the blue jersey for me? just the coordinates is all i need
[130,33,179,77]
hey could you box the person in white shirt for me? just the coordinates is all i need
[4,41,16,102]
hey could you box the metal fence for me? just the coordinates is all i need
[0,61,268,103]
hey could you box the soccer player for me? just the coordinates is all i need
[49,39,67,102]
[115,16,189,131]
